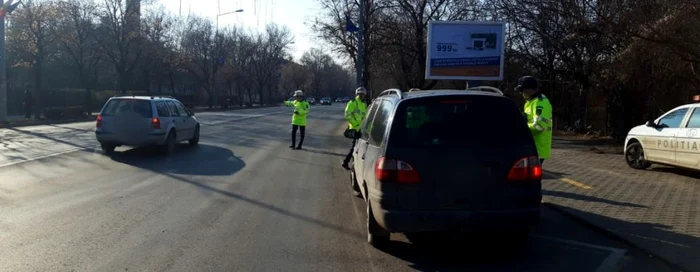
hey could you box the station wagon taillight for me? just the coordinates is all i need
[507,156,542,181]
[151,117,161,129]
[375,157,420,184]
[96,115,102,128]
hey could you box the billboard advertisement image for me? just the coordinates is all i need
[425,21,506,81]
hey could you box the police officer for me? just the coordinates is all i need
[284,90,310,149]
[516,76,553,164]
[341,87,368,170]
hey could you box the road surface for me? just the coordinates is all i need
[0,105,676,271]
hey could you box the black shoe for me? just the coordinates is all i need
[289,145,295,149]
[295,146,302,150]
[341,163,350,170]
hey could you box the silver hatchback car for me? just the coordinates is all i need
[95,96,200,154]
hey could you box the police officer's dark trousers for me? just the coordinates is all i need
[343,138,356,168]
[291,125,305,149]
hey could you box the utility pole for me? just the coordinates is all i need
[356,0,365,89]
[0,16,6,122]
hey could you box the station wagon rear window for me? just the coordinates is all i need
[101,99,152,118]
[389,95,532,147]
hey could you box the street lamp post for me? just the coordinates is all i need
[211,5,242,108]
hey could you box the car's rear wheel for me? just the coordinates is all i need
[163,131,176,155]
[101,143,115,154]
[625,142,651,169]
[189,125,200,146]
[350,159,361,198]
[367,202,390,248]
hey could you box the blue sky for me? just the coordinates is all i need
[157,0,324,61]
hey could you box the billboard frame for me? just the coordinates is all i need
[424,20,506,81]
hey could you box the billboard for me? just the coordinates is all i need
[425,21,506,81]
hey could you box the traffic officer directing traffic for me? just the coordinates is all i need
[516,76,553,164]
[342,87,368,170]
[284,90,310,150]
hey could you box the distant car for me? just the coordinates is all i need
[335,98,343,102]
[308,97,316,105]
[350,88,541,248]
[342,97,350,103]
[320,97,332,105]
[95,96,200,155]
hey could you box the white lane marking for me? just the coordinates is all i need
[529,234,627,272]
[0,148,88,168]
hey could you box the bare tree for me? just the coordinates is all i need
[141,9,176,94]
[7,0,59,116]
[244,24,294,104]
[53,0,101,111]
[94,0,144,93]
[280,60,310,92]
[179,16,217,107]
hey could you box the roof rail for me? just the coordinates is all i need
[114,94,136,98]
[466,86,504,96]
[378,88,403,99]
[150,95,175,99]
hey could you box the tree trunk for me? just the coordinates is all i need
[169,71,176,95]
[35,54,44,119]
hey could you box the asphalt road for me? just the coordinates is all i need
[0,105,677,271]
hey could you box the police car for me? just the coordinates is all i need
[624,96,700,170]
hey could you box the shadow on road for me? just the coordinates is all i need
[380,235,529,271]
[6,127,95,150]
[543,169,568,179]
[46,124,94,133]
[546,203,696,272]
[108,144,244,176]
[156,169,363,240]
[649,166,700,180]
[373,230,617,272]
[299,148,346,157]
[543,190,648,208]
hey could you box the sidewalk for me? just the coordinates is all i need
[0,104,277,129]
[543,136,700,272]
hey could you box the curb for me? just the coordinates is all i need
[543,202,692,272]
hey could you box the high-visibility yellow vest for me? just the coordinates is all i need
[524,94,553,159]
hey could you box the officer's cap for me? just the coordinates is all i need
[515,76,539,92]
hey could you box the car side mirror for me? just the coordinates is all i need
[187,109,195,116]
[645,120,656,128]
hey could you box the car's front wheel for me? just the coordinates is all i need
[189,125,200,146]
[625,142,651,169]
